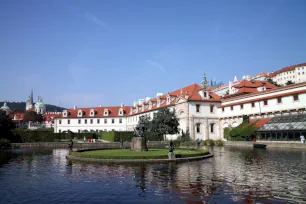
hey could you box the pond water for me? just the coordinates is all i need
[1,147,306,203]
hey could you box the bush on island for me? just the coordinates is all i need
[0,138,11,149]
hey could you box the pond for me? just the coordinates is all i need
[1,147,306,203]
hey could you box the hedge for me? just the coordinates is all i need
[11,130,98,143]
[100,131,134,142]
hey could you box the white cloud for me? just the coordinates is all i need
[84,12,109,30]
[146,59,166,72]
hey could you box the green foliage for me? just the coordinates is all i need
[267,78,281,87]
[228,121,257,141]
[214,139,224,146]
[202,139,215,146]
[0,111,15,140]
[12,129,96,143]
[100,131,134,142]
[24,111,43,122]
[150,108,180,140]
[286,80,294,85]
[0,138,11,149]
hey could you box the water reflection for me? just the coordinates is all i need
[0,147,306,203]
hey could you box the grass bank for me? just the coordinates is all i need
[71,148,209,159]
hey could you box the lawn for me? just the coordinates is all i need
[71,148,209,159]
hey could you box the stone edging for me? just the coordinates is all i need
[66,153,214,164]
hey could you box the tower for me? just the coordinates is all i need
[26,89,34,111]
[202,73,208,89]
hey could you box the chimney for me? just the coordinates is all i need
[138,99,144,105]
[73,105,77,110]
[156,93,163,97]
[134,101,138,107]
[120,103,124,107]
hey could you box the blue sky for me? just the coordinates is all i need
[1,0,306,108]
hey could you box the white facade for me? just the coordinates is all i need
[219,82,306,138]
[272,64,306,86]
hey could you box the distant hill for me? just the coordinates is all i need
[0,101,65,113]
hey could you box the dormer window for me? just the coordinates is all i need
[77,110,83,117]
[118,108,124,116]
[157,99,161,107]
[167,97,171,104]
[63,110,68,117]
[90,109,95,117]
[104,108,109,116]
[149,101,152,109]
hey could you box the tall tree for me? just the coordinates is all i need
[0,111,14,140]
[23,111,43,122]
[151,108,180,141]
[286,80,294,86]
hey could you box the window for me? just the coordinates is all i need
[112,119,114,124]
[68,119,70,124]
[240,104,244,110]
[196,104,200,112]
[90,119,93,124]
[196,123,200,133]
[210,105,214,113]
[97,119,100,124]
[78,119,81,124]
[293,94,299,101]
[85,119,87,124]
[264,100,268,106]
[231,106,233,111]
[119,118,122,123]
[210,124,214,133]
[59,120,61,124]
[59,129,61,133]
[277,97,282,103]
[78,110,82,117]
[78,130,80,133]
[222,107,224,112]
[167,97,170,104]
[104,119,107,124]
[204,92,207,97]
[252,102,255,108]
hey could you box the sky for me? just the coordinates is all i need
[1,0,306,108]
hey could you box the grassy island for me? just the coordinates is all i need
[71,148,209,160]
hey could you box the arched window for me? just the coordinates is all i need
[77,110,83,117]
[90,109,95,116]
[196,123,201,133]
[210,123,214,133]
[104,108,109,116]
[63,110,68,117]
[167,97,171,104]
[118,108,124,116]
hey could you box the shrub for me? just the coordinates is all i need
[0,138,11,149]
[203,139,215,146]
[214,139,224,146]
[101,131,116,142]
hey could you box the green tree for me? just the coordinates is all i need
[267,78,281,87]
[286,80,294,86]
[151,108,180,141]
[23,111,43,122]
[0,111,15,140]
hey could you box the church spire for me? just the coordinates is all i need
[202,73,208,89]
[30,89,34,104]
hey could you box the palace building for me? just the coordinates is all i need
[54,63,306,141]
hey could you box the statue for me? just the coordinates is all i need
[68,139,73,152]
[134,119,145,137]
[168,141,174,153]
[131,119,148,151]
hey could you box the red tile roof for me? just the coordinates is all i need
[250,118,272,128]
[61,106,132,118]
[270,62,306,77]
[10,112,25,121]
